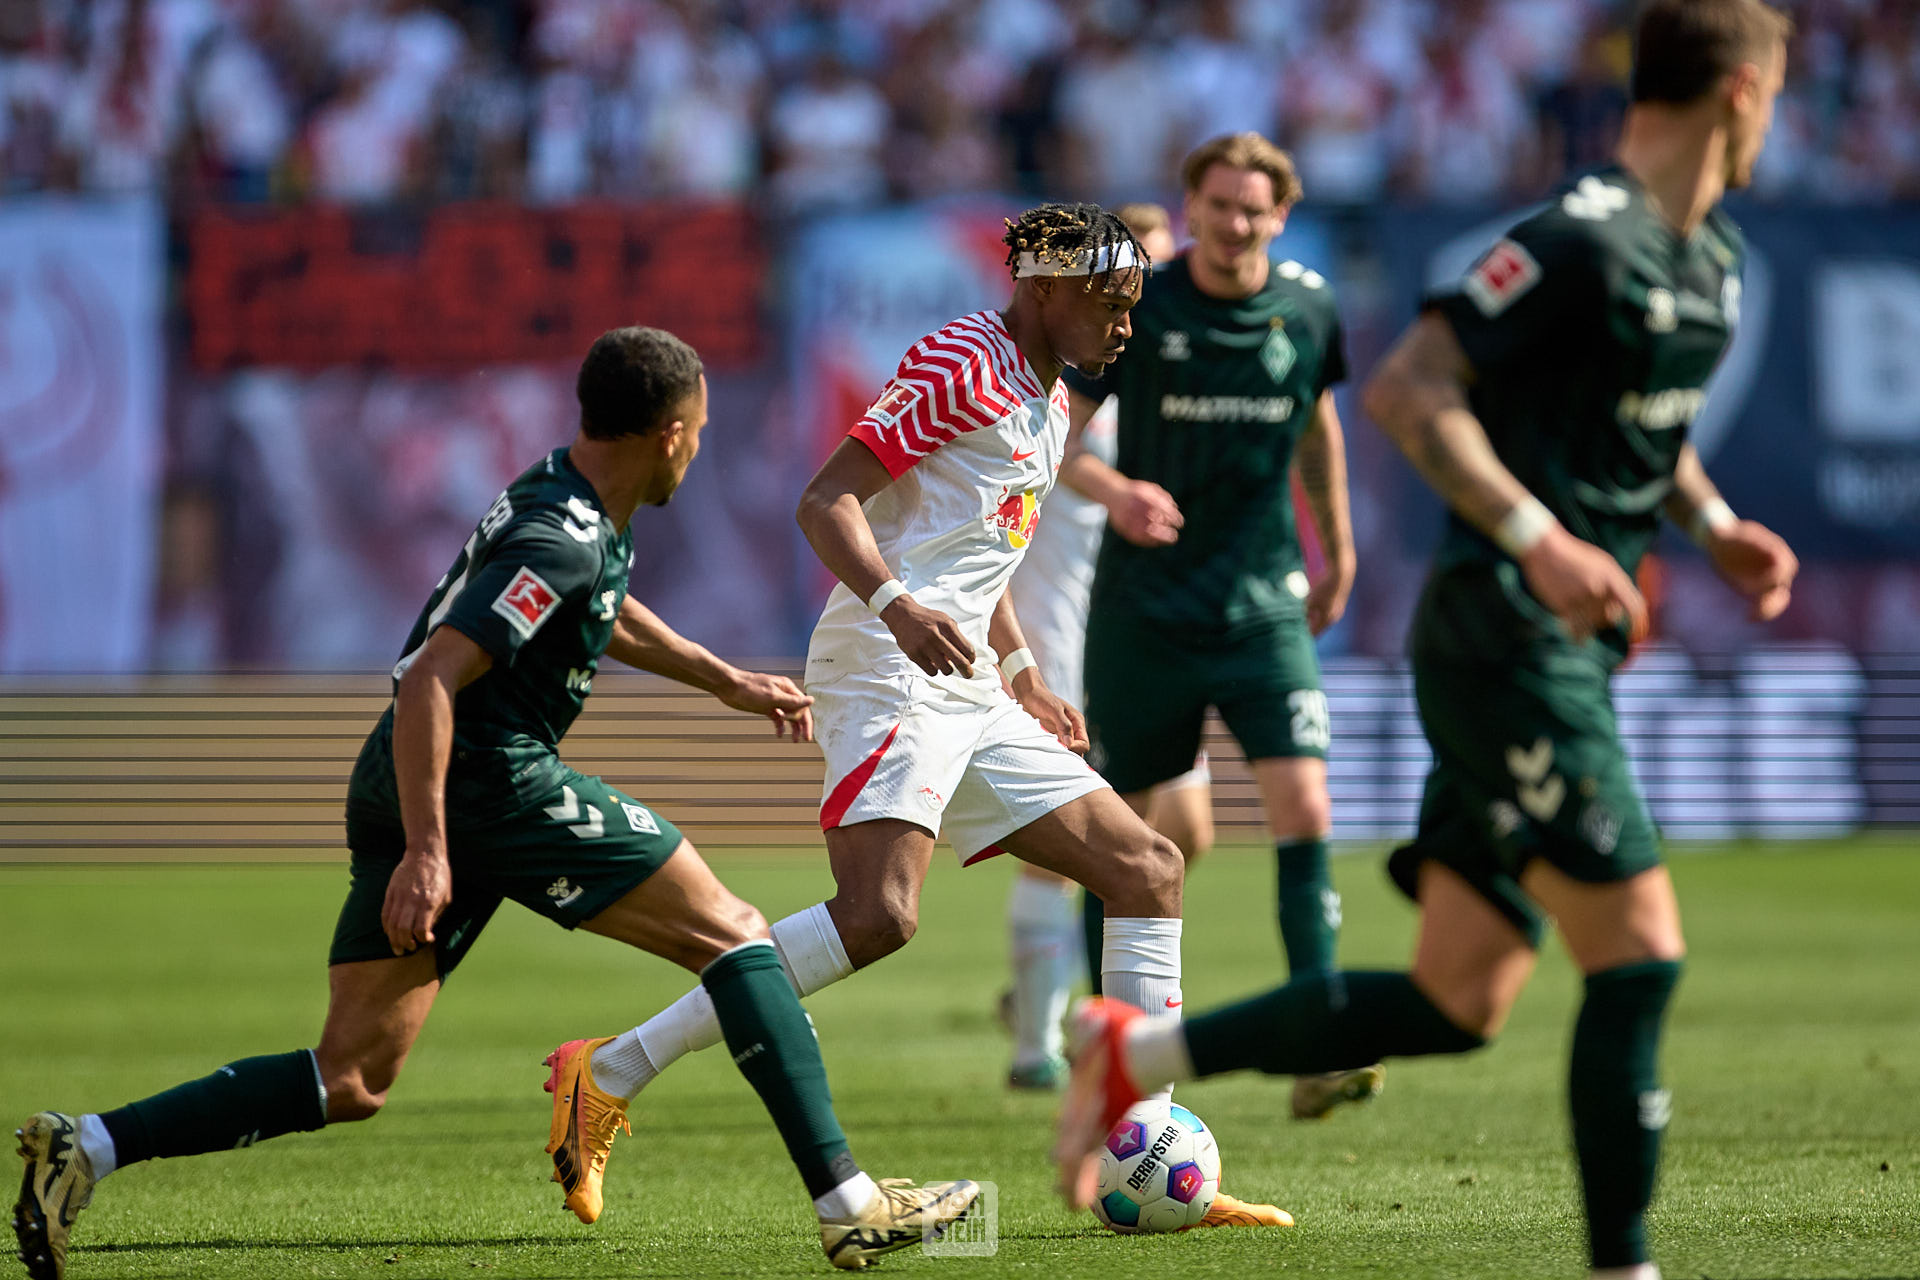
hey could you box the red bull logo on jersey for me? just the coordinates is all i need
[990,485,1041,550]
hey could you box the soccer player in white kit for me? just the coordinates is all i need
[560,203,1285,1229]
[999,205,1212,1092]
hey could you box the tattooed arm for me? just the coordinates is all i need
[1362,311,1645,642]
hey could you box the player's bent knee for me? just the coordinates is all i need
[1413,978,1510,1043]
[832,901,918,968]
[1101,831,1183,915]
[724,899,771,947]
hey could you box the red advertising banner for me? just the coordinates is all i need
[186,203,766,371]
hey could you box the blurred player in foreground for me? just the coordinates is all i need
[1055,4,1799,1277]
[14,328,977,1280]
[1064,134,1380,1122]
[998,202,1196,1093]
[561,203,1285,1229]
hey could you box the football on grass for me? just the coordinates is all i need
[1092,1100,1220,1233]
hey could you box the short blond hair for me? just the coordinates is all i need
[1180,133,1303,207]
[1115,202,1170,238]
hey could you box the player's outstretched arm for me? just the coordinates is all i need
[796,438,977,677]
[1664,443,1797,622]
[1295,388,1356,635]
[989,590,1088,753]
[389,626,493,954]
[1363,312,1646,642]
[1060,386,1181,547]
[607,597,814,741]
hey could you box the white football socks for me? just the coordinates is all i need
[75,1113,116,1181]
[1008,875,1078,1068]
[813,1171,880,1221]
[592,903,856,1100]
[1101,916,1183,1018]
[770,902,855,995]
[1101,916,1183,1101]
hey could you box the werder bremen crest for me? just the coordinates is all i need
[1259,319,1296,384]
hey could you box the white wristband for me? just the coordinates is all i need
[998,647,1036,684]
[1493,495,1558,558]
[1688,498,1737,547]
[866,578,909,614]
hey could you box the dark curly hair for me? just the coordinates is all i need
[576,327,704,440]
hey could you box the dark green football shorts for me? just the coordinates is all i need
[1084,607,1326,795]
[330,767,683,978]
[1387,645,1661,947]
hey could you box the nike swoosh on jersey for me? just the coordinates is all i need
[1012,448,1036,461]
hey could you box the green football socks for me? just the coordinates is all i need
[1570,959,1681,1269]
[1276,837,1338,975]
[97,1049,327,1167]
[703,939,859,1198]
[1080,889,1104,997]
[1184,970,1486,1078]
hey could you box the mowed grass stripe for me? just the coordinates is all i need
[1,840,1914,1278]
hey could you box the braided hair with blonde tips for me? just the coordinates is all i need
[1001,202,1151,286]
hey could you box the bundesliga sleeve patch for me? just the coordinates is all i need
[862,381,921,430]
[1463,239,1541,317]
[491,566,561,640]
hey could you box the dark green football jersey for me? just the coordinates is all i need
[348,447,633,823]
[1066,254,1347,632]
[1415,165,1744,670]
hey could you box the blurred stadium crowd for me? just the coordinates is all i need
[2,0,1916,210]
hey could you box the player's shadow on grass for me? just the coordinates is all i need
[76,1235,585,1253]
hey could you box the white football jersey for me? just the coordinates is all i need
[1006,395,1117,703]
[807,310,1070,704]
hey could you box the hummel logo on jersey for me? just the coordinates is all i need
[1507,737,1565,821]
[546,877,585,908]
[1160,330,1191,360]
[594,589,619,620]
[1645,287,1678,333]
[493,567,561,639]
[1561,175,1630,221]
[1276,260,1326,289]
[563,497,600,542]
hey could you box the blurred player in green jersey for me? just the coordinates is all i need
[1055,5,1799,1278]
[14,328,977,1280]
[999,202,1195,1094]
[1062,133,1381,1123]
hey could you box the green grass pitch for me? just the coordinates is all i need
[4,838,1916,1279]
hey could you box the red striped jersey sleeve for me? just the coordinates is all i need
[849,316,1030,478]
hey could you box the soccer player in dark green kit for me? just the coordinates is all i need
[1061,131,1381,1130]
[1054,4,1800,1277]
[14,328,977,1280]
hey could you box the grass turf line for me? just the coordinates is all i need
[2,839,1915,1278]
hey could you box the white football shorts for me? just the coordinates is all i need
[811,668,1108,864]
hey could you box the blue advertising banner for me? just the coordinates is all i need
[1374,202,1920,562]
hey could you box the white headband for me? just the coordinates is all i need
[1014,240,1141,279]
